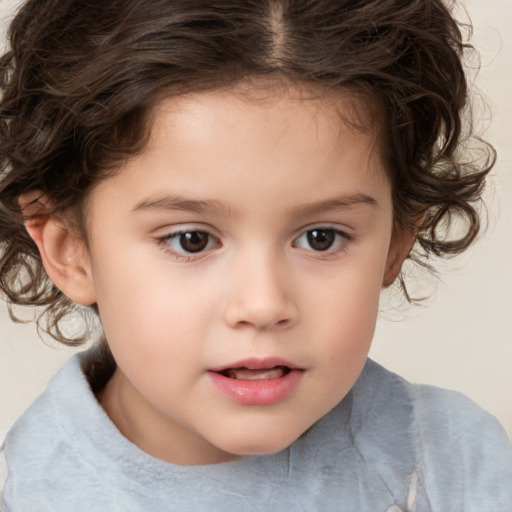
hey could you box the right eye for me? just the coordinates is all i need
[159,229,219,258]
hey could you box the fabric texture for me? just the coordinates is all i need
[2,351,512,511]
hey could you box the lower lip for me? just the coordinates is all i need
[207,369,303,405]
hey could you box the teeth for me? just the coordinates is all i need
[223,366,289,380]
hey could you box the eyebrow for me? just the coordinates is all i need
[291,193,379,216]
[132,195,236,216]
[132,192,379,216]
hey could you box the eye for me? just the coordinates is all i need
[294,227,350,253]
[160,230,218,255]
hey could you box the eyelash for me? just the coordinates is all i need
[293,227,352,258]
[157,229,220,262]
[156,226,353,262]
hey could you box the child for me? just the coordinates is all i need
[0,0,511,509]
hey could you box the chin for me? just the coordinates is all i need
[215,429,304,457]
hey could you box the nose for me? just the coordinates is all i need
[223,252,298,331]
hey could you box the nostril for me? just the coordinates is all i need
[234,319,252,329]
[233,316,292,330]
[223,291,298,330]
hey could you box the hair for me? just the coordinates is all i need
[0,0,495,346]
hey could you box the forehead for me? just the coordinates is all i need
[85,84,391,226]
[154,81,382,137]
[147,82,385,169]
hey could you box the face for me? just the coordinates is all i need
[80,86,399,465]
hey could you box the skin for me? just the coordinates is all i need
[24,86,414,465]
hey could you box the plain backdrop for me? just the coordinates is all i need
[0,0,511,443]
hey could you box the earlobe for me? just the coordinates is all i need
[19,191,96,306]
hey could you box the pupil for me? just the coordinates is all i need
[180,232,209,253]
[307,229,334,251]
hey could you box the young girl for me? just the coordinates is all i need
[0,0,511,510]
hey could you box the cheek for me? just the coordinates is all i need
[298,275,381,420]
[313,249,387,323]
[92,253,219,366]
[307,250,387,366]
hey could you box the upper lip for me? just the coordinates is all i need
[208,357,303,372]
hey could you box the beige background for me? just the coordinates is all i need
[1,0,511,442]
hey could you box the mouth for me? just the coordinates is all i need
[209,357,301,380]
[217,365,292,381]
[207,358,304,405]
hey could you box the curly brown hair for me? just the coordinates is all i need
[0,0,494,345]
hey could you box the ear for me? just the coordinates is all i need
[382,217,423,287]
[19,191,96,306]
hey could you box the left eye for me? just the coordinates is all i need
[163,230,216,254]
[294,228,348,252]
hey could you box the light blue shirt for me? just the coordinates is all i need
[2,352,511,511]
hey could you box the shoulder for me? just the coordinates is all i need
[2,352,115,510]
[398,366,512,468]
[355,360,512,510]
[0,447,6,512]
[4,353,85,458]
[358,358,510,440]
[412,380,512,509]
[411,377,509,445]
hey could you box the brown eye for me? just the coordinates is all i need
[178,231,210,253]
[159,228,219,260]
[293,227,350,254]
[306,229,336,251]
